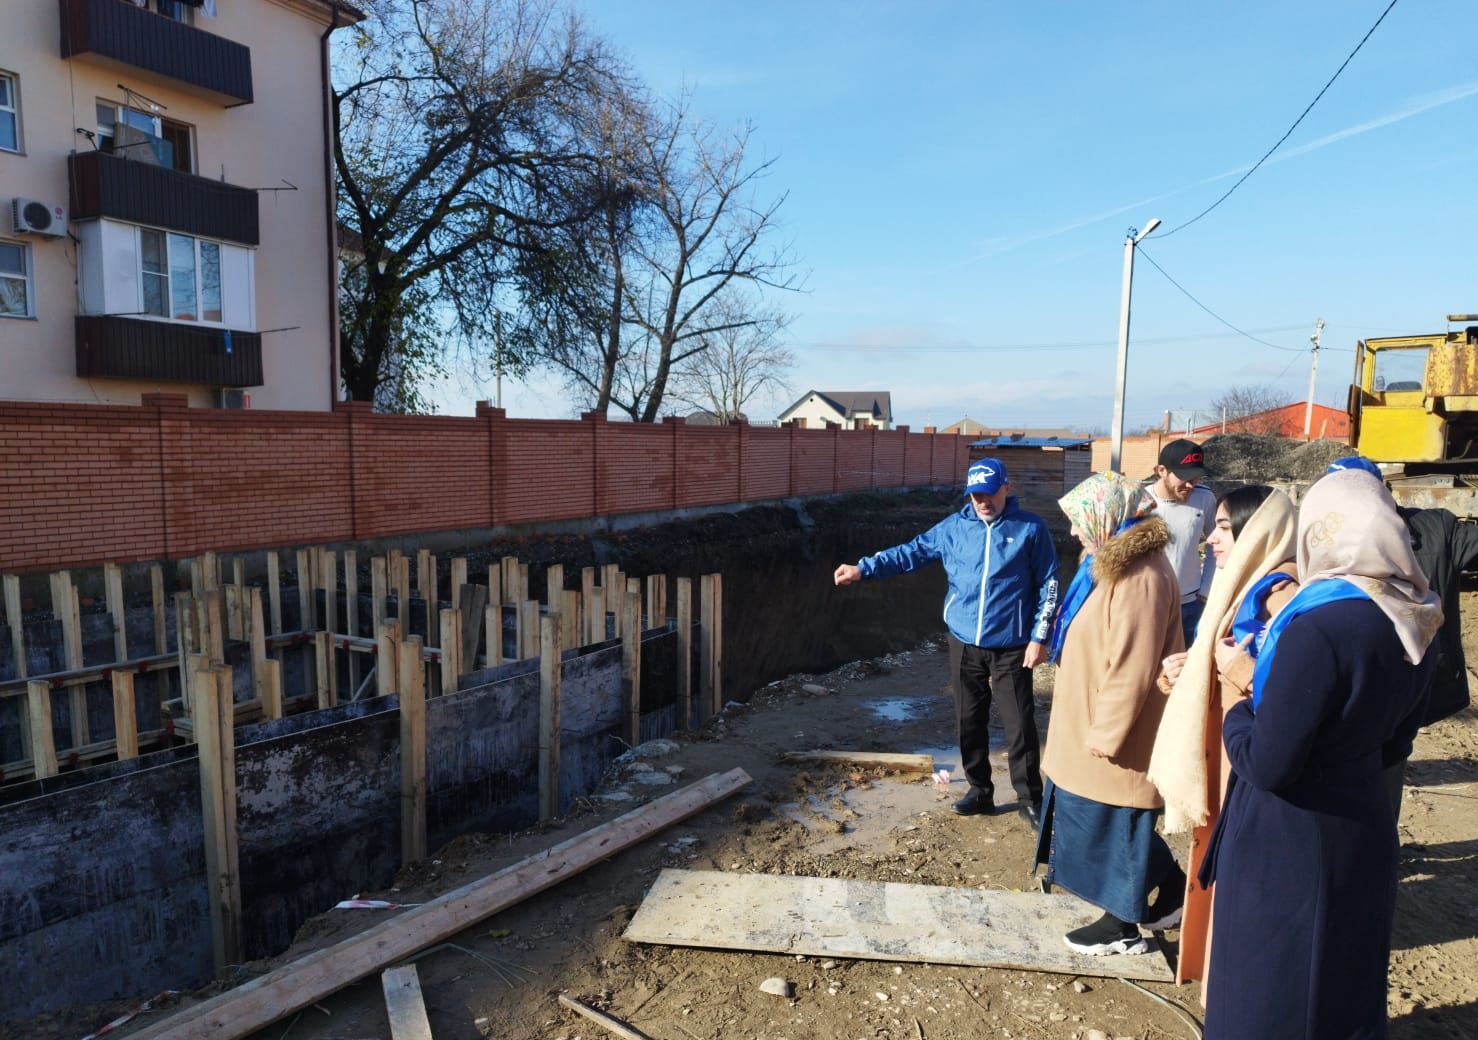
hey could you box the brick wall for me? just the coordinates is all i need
[0,400,974,573]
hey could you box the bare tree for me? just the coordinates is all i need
[332,0,631,408]
[1208,384,1294,434]
[665,291,794,421]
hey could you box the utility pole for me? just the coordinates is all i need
[1303,318,1324,438]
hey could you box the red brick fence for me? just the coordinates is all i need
[1,395,971,573]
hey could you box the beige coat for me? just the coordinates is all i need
[1043,517,1182,809]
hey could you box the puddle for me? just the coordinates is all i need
[865,697,927,722]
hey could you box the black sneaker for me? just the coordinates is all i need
[1143,867,1186,931]
[1063,912,1149,956]
[1017,801,1041,829]
[951,788,994,816]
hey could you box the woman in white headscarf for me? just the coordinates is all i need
[1199,469,1442,1040]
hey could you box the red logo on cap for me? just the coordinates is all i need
[1180,451,1203,465]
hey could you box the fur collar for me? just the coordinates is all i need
[1091,516,1171,584]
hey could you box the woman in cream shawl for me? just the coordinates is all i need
[1146,485,1299,987]
[1198,469,1441,1040]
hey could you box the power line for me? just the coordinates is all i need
[1158,0,1401,239]
[798,324,1318,354]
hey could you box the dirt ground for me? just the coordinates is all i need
[32,591,1474,1040]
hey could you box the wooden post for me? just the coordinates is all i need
[150,564,168,656]
[377,621,401,700]
[371,556,388,635]
[104,562,128,662]
[602,563,619,599]
[224,581,243,644]
[229,559,246,640]
[314,630,336,710]
[437,608,461,698]
[26,679,58,779]
[193,655,242,973]
[457,585,487,673]
[344,550,361,697]
[518,563,529,604]
[623,587,641,748]
[500,556,519,604]
[516,600,539,661]
[266,551,282,635]
[560,589,581,650]
[700,573,723,721]
[418,549,437,647]
[609,569,626,638]
[545,563,564,608]
[319,549,338,633]
[203,551,220,591]
[676,577,693,730]
[175,593,196,717]
[484,604,502,667]
[580,566,595,631]
[539,612,561,822]
[399,634,427,864]
[3,574,25,679]
[52,572,87,745]
[112,670,139,761]
[295,548,315,630]
[646,574,666,628]
[394,553,411,629]
[450,557,468,602]
[206,588,226,662]
[586,585,604,646]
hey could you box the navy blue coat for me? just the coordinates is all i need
[1201,599,1433,1040]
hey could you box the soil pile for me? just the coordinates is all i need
[1201,434,1351,483]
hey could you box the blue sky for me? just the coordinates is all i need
[430,0,1478,434]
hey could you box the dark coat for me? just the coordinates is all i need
[1201,599,1433,1040]
[1398,505,1478,723]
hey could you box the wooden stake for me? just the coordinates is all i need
[52,572,87,745]
[26,679,58,779]
[700,573,723,721]
[104,563,128,662]
[260,659,283,722]
[580,566,595,630]
[586,585,605,646]
[206,588,226,663]
[518,563,529,603]
[457,584,487,673]
[265,552,282,635]
[393,554,411,629]
[319,549,337,633]
[539,612,561,822]
[150,564,168,656]
[128,769,753,1040]
[450,557,468,602]
[112,670,138,761]
[381,966,433,1040]
[500,556,519,604]
[560,589,581,650]
[484,604,502,667]
[515,600,538,661]
[344,550,361,698]
[675,577,693,731]
[371,556,388,635]
[545,563,564,608]
[175,593,196,718]
[295,549,314,631]
[645,574,666,628]
[623,587,641,748]
[610,570,625,638]
[399,634,427,864]
[437,608,461,698]
[418,549,436,647]
[314,631,336,710]
[376,621,401,700]
[192,656,242,973]
[4,574,25,679]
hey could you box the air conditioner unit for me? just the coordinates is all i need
[215,389,250,409]
[11,198,67,237]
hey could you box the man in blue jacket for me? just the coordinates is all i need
[834,458,1059,826]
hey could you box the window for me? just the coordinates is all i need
[0,240,32,318]
[1372,347,1428,394]
[96,101,192,173]
[143,0,195,23]
[140,229,223,322]
[0,72,19,153]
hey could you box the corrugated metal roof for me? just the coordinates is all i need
[970,435,1093,449]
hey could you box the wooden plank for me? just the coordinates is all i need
[393,553,411,629]
[622,588,641,748]
[192,656,242,973]
[517,563,529,604]
[782,750,935,773]
[483,605,501,668]
[436,609,460,698]
[104,562,128,662]
[545,563,564,609]
[558,994,653,1040]
[265,552,282,635]
[372,556,388,635]
[539,612,561,823]
[399,634,427,864]
[52,572,87,746]
[418,549,436,647]
[580,566,595,639]
[380,965,433,1040]
[319,549,338,633]
[26,679,58,779]
[314,631,335,710]
[450,557,468,603]
[128,768,753,1040]
[150,564,168,656]
[345,550,361,699]
[259,659,283,722]
[500,556,518,605]
[609,570,625,638]
[675,577,692,731]
[586,585,605,646]
[516,600,539,661]
[645,574,666,628]
[112,670,139,761]
[205,589,226,663]
[700,573,722,721]
[560,589,580,651]
[175,593,196,718]
[295,549,314,631]
[3,574,25,680]
[377,621,401,700]
[457,584,487,673]
[624,869,1175,983]
[248,588,275,719]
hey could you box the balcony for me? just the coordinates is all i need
[70,151,260,245]
[76,316,263,387]
[59,0,254,107]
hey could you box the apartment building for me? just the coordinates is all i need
[1,0,357,410]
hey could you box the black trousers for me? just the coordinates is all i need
[948,634,1043,806]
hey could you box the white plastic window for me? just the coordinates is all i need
[0,240,32,318]
[0,72,19,153]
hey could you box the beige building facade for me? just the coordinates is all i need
[0,0,355,410]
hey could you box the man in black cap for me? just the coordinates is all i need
[1146,438,1216,645]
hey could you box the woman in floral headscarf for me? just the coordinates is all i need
[1199,469,1441,1040]
[1034,472,1185,956]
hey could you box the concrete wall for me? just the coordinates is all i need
[0,398,973,572]
[0,625,683,1022]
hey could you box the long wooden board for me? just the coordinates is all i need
[130,769,752,1040]
[623,868,1174,982]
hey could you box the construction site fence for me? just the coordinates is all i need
[0,395,971,573]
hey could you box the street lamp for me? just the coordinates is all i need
[1109,217,1161,474]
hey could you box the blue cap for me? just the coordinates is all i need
[966,458,1008,495]
[1328,456,1383,477]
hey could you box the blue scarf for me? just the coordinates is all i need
[1049,517,1143,664]
[1230,572,1291,659]
[1250,578,1370,709]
